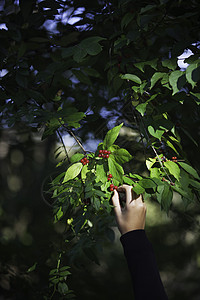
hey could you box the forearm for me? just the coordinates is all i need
[120,230,168,300]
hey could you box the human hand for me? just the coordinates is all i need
[112,184,146,235]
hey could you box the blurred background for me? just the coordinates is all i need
[1,0,200,299]
[0,124,200,300]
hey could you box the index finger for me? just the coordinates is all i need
[117,184,133,204]
[112,189,121,217]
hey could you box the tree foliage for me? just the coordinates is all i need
[1,0,200,298]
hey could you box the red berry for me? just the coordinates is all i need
[102,154,106,158]
[86,159,89,163]
[106,154,109,158]
[110,184,114,188]
[98,154,102,157]
[108,174,112,178]
[81,159,84,163]
[110,187,114,191]
[174,157,177,160]
[83,161,86,165]
[84,157,87,161]
[114,186,118,190]
[99,150,103,153]
[107,178,111,181]
[107,151,111,154]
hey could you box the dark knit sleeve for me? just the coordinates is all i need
[120,229,168,300]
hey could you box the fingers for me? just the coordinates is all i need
[134,194,144,204]
[117,184,133,204]
[112,189,121,217]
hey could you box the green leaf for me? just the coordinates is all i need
[186,62,199,88]
[92,197,101,210]
[96,163,107,183]
[162,58,177,71]
[76,36,105,58]
[134,59,158,72]
[138,178,157,189]
[150,168,160,178]
[81,164,88,180]
[164,160,180,181]
[123,176,135,185]
[55,207,63,222]
[83,67,101,78]
[190,92,200,105]
[72,70,92,85]
[132,183,145,195]
[94,190,106,197]
[178,162,200,180]
[169,70,186,95]
[73,46,87,62]
[103,123,123,149]
[111,148,133,164]
[171,185,189,198]
[148,125,164,140]
[121,12,134,28]
[136,102,148,116]
[62,46,75,58]
[59,270,71,277]
[150,72,165,89]
[108,157,124,182]
[27,262,37,273]
[157,184,164,204]
[63,163,82,183]
[70,153,84,163]
[120,74,141,84]
[58,282,69,295]
[140,4,156,14]
[158,182,173,213]
[146,158,156,170]
[189,179,200,190]
[59,266,71,271]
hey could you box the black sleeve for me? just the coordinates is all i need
[120,229,168,300]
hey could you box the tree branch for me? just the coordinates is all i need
[56,129,70,162]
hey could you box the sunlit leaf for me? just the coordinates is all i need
[63,163,82,183]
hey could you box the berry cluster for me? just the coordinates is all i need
[107,173,118,191]
[171,156,177,162]
[81,157,89,165]
[98,149,111,158]
[107,173,112,181]
[109,184,118,192]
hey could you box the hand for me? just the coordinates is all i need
[112,184,146,235]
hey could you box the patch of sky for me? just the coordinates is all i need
[83,132,101,152]
[42,19,59,34]
[99,106,120,129]
[67,7,85,25]
[0,69,8,77]
[0,23,8,30]
[177,48,194,70]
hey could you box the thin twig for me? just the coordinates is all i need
[56,129,70,162]
[63,124,87,154]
